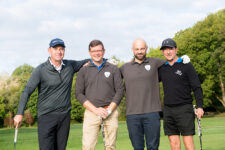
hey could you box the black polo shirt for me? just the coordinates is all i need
[120,57,165,115]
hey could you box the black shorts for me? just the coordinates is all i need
[163,104,195,136]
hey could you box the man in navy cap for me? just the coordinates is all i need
[159,38,204,150]
[14,38,89,150]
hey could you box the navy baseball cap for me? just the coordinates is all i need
[160,38,177,50]
[49,38,65,48]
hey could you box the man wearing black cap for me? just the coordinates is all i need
[14,38,89,150]
[159,38,204,150]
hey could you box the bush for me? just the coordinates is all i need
[4,112,14,128]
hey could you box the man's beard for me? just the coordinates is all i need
[134,54,146,61]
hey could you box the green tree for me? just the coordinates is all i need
[11,64,34,77]
[10,64,36,114]
[174,9,225,110]
[0,95,6,127]
[3,64,38,126]
[118,94,126,120]
[71,74,85,122]
[147,47,164,60]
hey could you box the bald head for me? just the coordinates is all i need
[132,38,148,49]
[132,38,148,63]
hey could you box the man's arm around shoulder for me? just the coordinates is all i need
[70,59,90,72]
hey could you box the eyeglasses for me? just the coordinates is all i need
[90,50,104,53]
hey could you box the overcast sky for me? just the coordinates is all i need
[0,0,224,75]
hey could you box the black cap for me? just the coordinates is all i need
[160,38,177,50]
[49,38,65,48]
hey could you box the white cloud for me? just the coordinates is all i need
[0,0,224,74]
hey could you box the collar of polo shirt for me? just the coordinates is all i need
[165,57,182,66]
[49,58,65,72]
[131,57,149,65]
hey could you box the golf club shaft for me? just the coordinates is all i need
[200,136,202,150]
[14,127,18,150]
[194,105,203,150]
[197,118,202,150]
[101,119,106,150]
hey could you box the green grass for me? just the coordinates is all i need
[1,116,225,150]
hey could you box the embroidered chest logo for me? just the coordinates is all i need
[104,72,111,78]
[145,65,151,71]
[175,70,182,76]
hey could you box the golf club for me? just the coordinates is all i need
[14,127,18,150]
[193,105,203,150]
[197,117,203,150]
[100,118,106,150]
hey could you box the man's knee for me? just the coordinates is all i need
[183,136,195,150]
[170,141,180,148]
[169,135,181,150]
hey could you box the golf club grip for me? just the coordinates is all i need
[197,118,202,136]
[14,128,18,142]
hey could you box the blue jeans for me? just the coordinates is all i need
[126,112,160,150]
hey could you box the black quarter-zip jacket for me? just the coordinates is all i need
[17,58,89,117]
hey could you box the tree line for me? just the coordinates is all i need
[0,8,224,127]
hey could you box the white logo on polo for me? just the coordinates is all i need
[104,72,110,78]
[145,65,151,71]
[175,70,182,76]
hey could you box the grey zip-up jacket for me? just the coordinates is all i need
[17,58,89,117]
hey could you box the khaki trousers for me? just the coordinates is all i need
[82,108,119,150]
